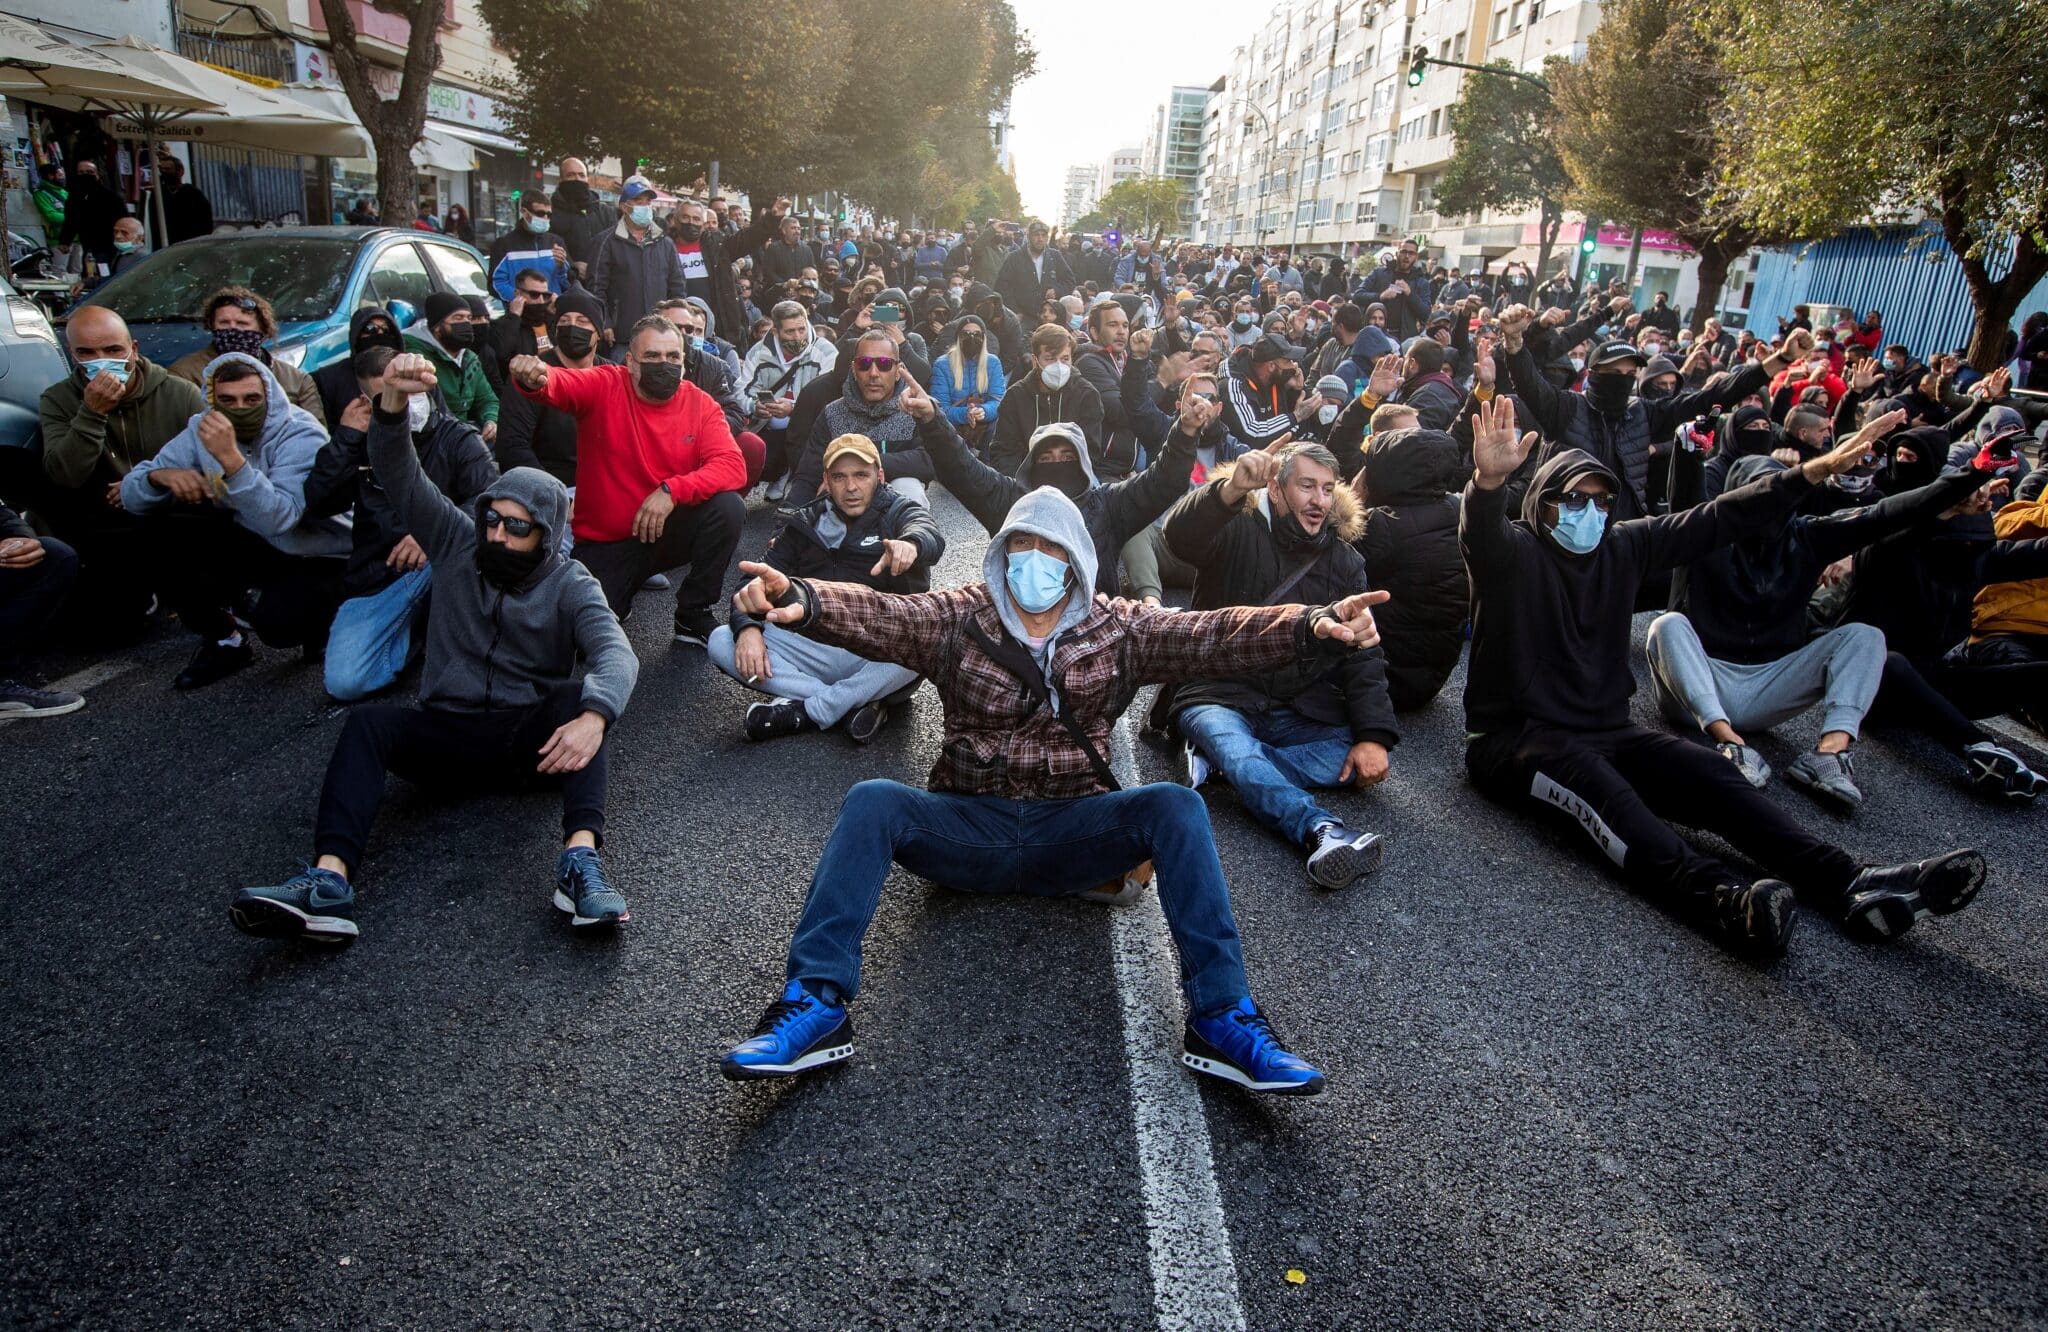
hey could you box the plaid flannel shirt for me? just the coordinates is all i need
[787,579,1335,799]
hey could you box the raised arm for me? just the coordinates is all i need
[367,353,473,564]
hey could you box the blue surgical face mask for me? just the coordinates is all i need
[80,357,131,385]
[689,335,706,352]
[1004,547,1071,614]
[1549,501,1607,555]
[527,216,550,234]
[628,204,653,227]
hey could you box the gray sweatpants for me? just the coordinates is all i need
[1645,612,1885,741]
[707,621,920,728]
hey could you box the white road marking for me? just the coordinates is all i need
[1106,720,1248,1332]
[0,658,137,724]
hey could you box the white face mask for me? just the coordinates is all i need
[1040,361,1072,390]
[1317,404,1340,426]
[406,393,432,432]
[1570,356,1586,373]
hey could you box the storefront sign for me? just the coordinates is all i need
[295,42,401,100]
[426,83,507,134]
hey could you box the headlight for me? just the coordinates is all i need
[271,342,307,367]
[6,296,57,345]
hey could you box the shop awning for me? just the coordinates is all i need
[0,16,221,111]
[413,125,478,173]
[84,39,370,157]
[431,121,519,155]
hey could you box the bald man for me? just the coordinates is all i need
[549,158,606,280]
[21,305,204,633]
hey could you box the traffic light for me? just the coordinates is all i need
[1407,47,1428,86]
[1575,216,1601,282]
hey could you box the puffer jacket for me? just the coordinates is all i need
[1163,466,1399,746]
[1352,428,1467,709]
[1973,492,2048,641]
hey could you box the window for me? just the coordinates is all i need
[422,241,492,306]
[1414,171,1438,212]
[1315,197,1336,222]
[1311,71,1328,96]
[1326,102,1346,131]
[1429,109,1441,137]
[1438,38,1451,59]
[1452,33,1467,62]
[363,242,434,311]
[1296,201,1315,225]
[1357,199,1377,225]
[1528,0,1544,19]
[1511,2,1525,31]
[1492,6,1509,41]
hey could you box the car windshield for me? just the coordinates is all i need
[88,237,358,323]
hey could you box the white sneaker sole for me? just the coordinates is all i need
[1180,1051,1324,1096]
[552,888,629,928]
[1307,832,1384,889]
[721,1040,855,1080]
[229,896,357,944]
[0,696,85,718]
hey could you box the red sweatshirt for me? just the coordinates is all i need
[519,363,745,542]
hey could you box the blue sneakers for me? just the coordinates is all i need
[554,847,629,928]
[720,980,857,1081]
[1183,998,1325,1096]
[230,867,358,945]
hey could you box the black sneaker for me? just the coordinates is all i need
[174,639,253,690]
[1707,879,1797,959]
[1960,741,2048,801]
[0,678,85,718]
[1305,822,1384,889]
[745,699,814,741]
[672,606,719,648]
[1840,849,1987,942]
[846,701,889,744]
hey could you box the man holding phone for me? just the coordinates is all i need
[743,300,839,502]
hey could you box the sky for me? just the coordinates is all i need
[1007,1,1254,221]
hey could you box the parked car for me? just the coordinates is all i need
[77,226,499,376]
[0,271,73,449]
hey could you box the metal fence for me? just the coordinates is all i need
[173,29,312,227]
[1748,223,2048,361]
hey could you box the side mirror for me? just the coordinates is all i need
[386,298,417,331]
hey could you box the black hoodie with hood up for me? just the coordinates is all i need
[314,307,410,425]
[1460,447,1817,736]
[1353,427,1468,709]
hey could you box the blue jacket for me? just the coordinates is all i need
[487,224,568,300]
[931,348,1007,427]
[1352,264,1433,342]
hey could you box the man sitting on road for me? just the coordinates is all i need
[1222,335,1325,450]
[743,299,839,502]
[0,498,83,718]
[1165,442,1398,890]
[119,354,350,689]
[167,286,327,426]
[404,292,500,443]
[506,316,748,645]
[788,329,936,507]
[988,324,1104,477]
[1459,396,1988,958]
[717,484,1394,1094]
[229,352,638,945]
[301,345,499,702]
[708,433,943,745]
[494,290,610,490]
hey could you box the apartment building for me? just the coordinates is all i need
[1138,85,1212,232]
[1061,164,1099,230]
[1099,145,1144,199]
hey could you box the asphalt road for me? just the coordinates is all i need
[4,488,2045,1331]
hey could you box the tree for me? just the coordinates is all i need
[1549,0,1791,332]
[1712,0,2048,368]
[1095,176,1189,236]
[1437,59,1573,277]
[314,0,446,226]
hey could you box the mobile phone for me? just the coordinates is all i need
[870,303,904,324]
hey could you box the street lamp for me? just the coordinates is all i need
[1235,101,1293,247]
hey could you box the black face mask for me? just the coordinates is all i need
[1585,372,1632,417]
[960,333,984,355]
[556,180,591,205]
[476,537,546,590]
[675,222,703,242]
[637,360,683,402]
[555,324,595,359]
[439,322,475,349]
[521,301,551,327]
[1270,496,1329,556]
[1032,457,1090,498]
[354,322,401,357]
[1639,381,1675,402]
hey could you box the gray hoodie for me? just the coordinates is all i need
[120,352,349,558]
[981,484,1100,703]
[366,401,638,721]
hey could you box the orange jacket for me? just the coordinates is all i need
[1972,493,2048,639]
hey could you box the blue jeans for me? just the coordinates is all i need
[786,779,1250,1014]
[1178,703,1351,845]
[323,567,431,702]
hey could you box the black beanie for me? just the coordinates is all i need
[424,291,467,327]
[554,289,607,329]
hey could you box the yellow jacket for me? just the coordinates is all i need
[1972,493,2048,639]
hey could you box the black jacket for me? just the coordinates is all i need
[547,185,610,274]
[995,245,1076,323]
[1353,428,1468,710]
[587,222,688,343]
[732,484,944,630]
[1676,457,1982,664]
[921,411,1195,598]
[755,238,816,292]
[1163,472,1399,746]
[303,409,499,596]
[1460,449,1814,736]
[494,348,586,485]
[1074,346,1141,480]
[989,369,1104,477]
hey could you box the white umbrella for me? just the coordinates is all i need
[279,82,471,171]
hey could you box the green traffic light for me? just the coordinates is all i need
[1407,46,1427,86]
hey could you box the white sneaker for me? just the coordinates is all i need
[1184,742,1210,789]
[765,475,791,502]
[1305,823,1384,889]
[1716,741,1772,789]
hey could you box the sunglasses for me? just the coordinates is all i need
[483,509,538,537]
[1556,492,1615,513]
[855,355,898,372]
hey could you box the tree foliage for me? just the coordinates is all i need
[1550,0,1790,328]
[1436,59,1572,275]
[1094,176,1189,235]
[480,0,1033,224]
[1711,0,2048,366]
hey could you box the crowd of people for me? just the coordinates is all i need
[5,155,2046,1098]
